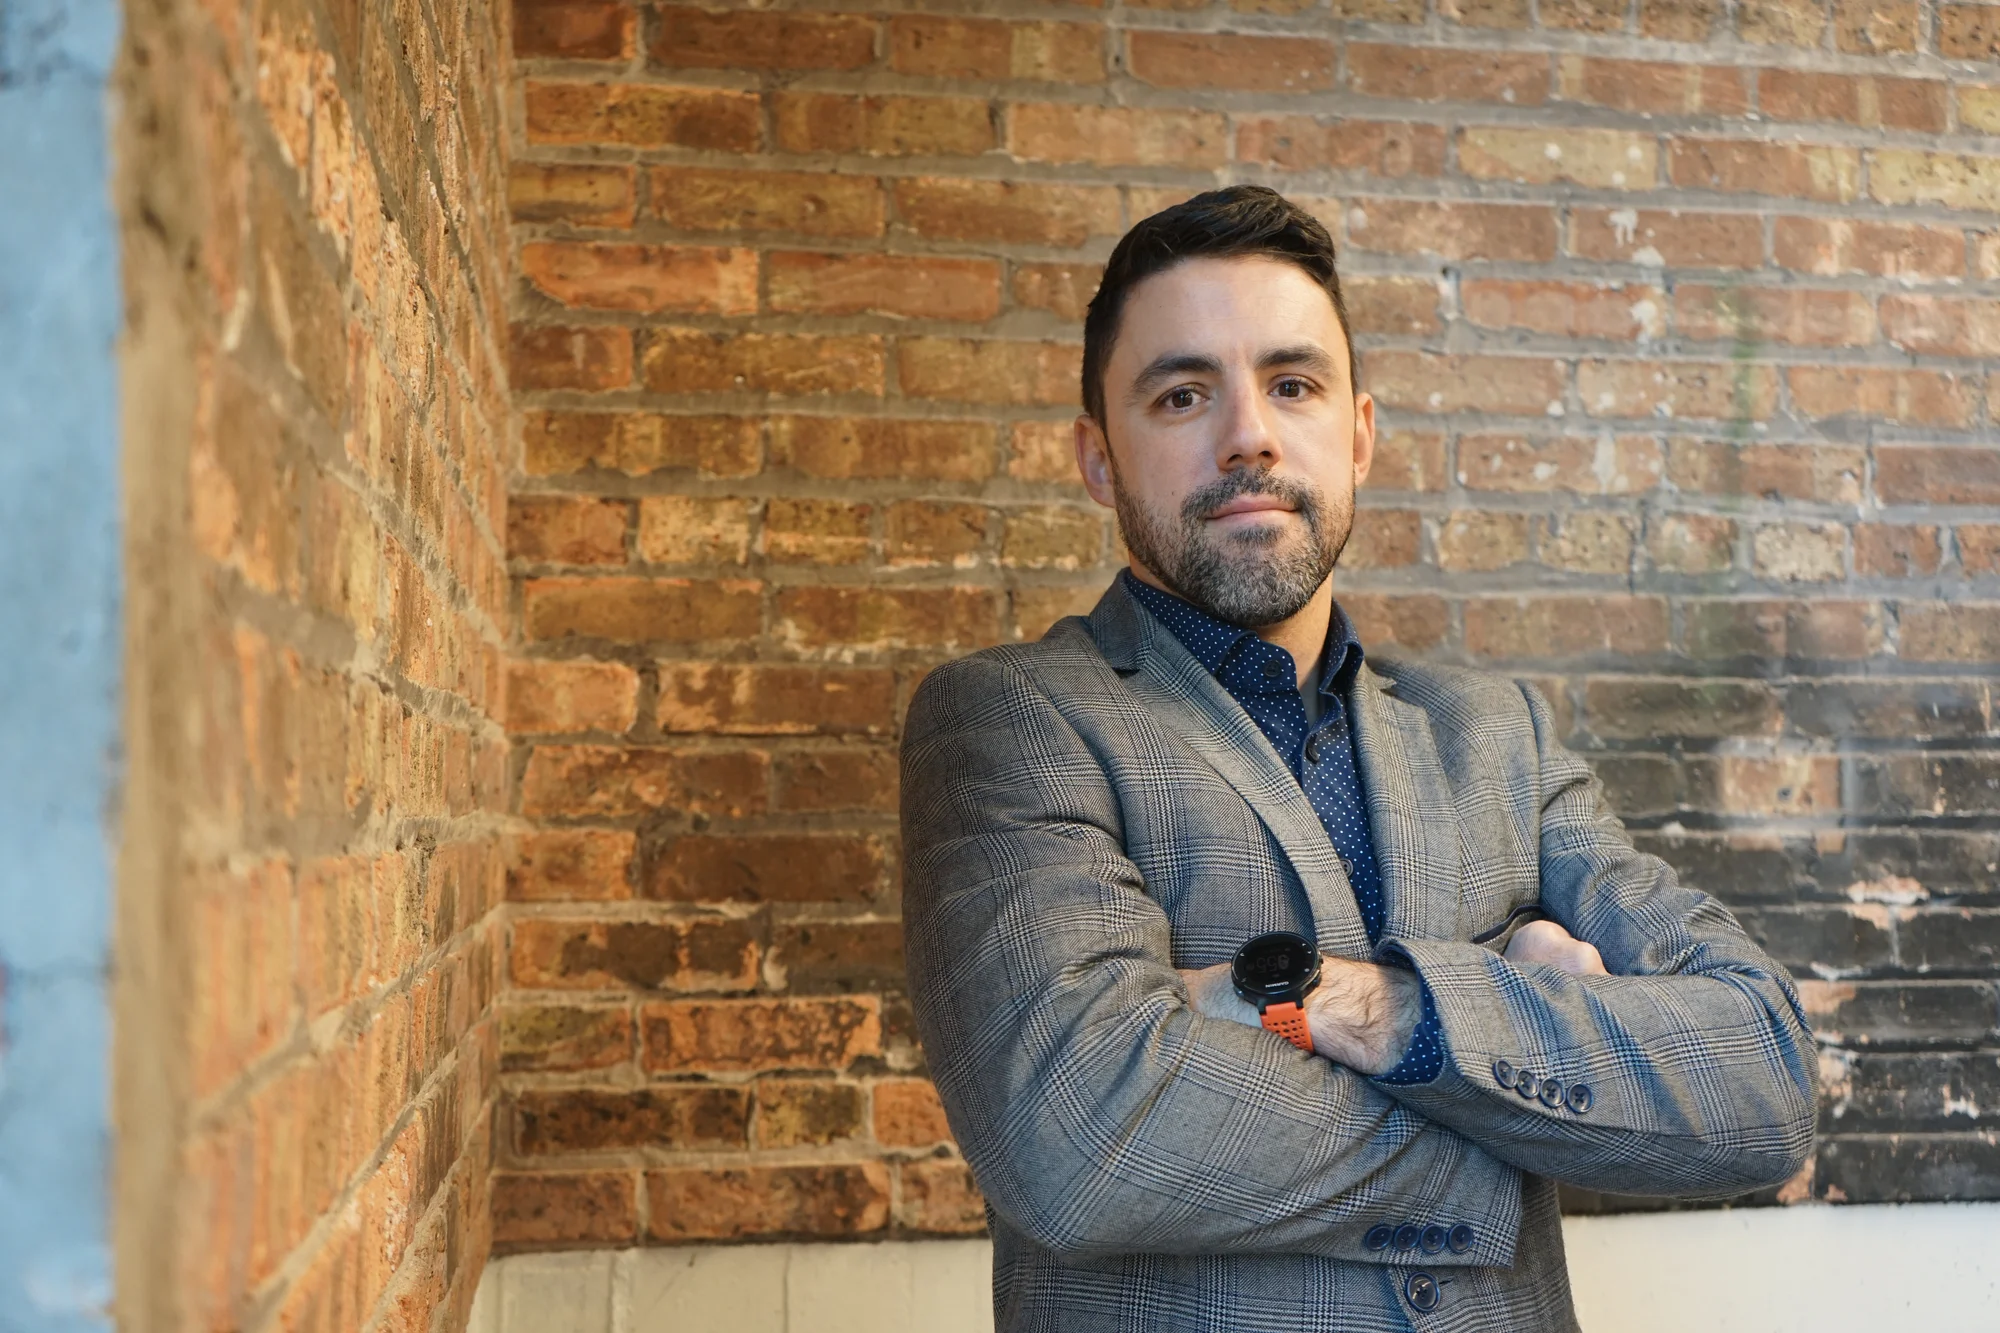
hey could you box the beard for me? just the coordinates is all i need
[1111,464,1353,628]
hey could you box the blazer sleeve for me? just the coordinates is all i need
[1373,681,1819,1199]
[900,650,1524,1264]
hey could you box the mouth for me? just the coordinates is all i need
[1204,495,1297,522]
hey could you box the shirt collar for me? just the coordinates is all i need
[1120,568,1366,698]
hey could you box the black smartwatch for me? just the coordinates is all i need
[1231,931,1322,1052]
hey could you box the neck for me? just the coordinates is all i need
[1128,562,1334,690]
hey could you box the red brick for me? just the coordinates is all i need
[1758,70,1947,132]
[1007,102,1229,167]
[756,1081,866,1148]
[1646,513,1738,574]
[898,1159,987,1233]
[1880,296,2000,357]
[1786,367,1977,428]
[516,1087,749,1155]
[1566,208,1762,269]
[650,167,884,238]
[1339,594,1448,651]
[1129,31,1334,91]
[1772,217,1963,279]
[1368,430,1446,492]
[1461,280,1664,341]
[1940,4,2000,60]
[1464,596,1669,658]
[775,747,900,813]
[1667,139,1861,202]
[771,416,995,482]
[506,660,639,734]
[508,830,635,903]
[1875,447,2000,505]
[767,252,1002,321]
[1440,0,1529,25]
[1739,0,1826,45]
[1869,150,2000,212]
[649,7,876,72]
[519,242,757,315]
[523,81,759,150]
[1233,118,1445,176]
[635,496,753,566]
[501,1004,634,1072]
[1835,0,1918,52]
[1639,0,1721,38]
[1674,285,1877,348]
[1958,525,2000,575]
[873,1079,955,1147]
[1349,43,1548,103]
[1898,603,2000,662]
[1557,56,1749,116]
[769,921,907,993]
[898,338,1079,406]
[1457,434,1663,495]
[1681,599,1885,661]
[893,178,1121,246]
[1345,198,1557,261]
[522,411,761,479]
[1855,525,1943,578]
[523,577,762,644]
[1346,276,1441,336]
[1666,440,1864,504]
[509,325,632,392]
[641,330,885,397]
[520,745,768,818]
[646,1163,890,1240]
[514,0,635,59]
[889,17,1104,82]
[646,833,888,903]
[764,498,872,565]
[773,585,1001,651]
[1435,511,1529,573]
[642,998,882,1073]
[1459,127,1657,189]
[1578,359,1779,422]
[1362,352,1567,416]
[297,857,369,1018]
[508,162,635,226]
[773,93,994,157]
[657,663,896,736]
[507,496,627,566]
[1014,263,1103,321]
[1752,522,1847,583]
[511,917,760,991]
[888,501,989,568]
[491,1172,637,1248]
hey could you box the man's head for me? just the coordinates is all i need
[1074,186,1375,630]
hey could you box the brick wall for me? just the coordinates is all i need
[495,0,2000,1252]
[116,0,514,1326]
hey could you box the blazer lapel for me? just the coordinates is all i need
[1089,582,1373,961]
[1350,663,1465,944]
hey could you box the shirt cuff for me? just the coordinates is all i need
[1373,973,1447,1085]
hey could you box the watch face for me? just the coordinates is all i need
[1231,931,1322,1002]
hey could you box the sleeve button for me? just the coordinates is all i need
[1539,1077,1565,1108]
[1394,1223,1421,1250]
[1566,1082,1594,1114]
[1514,1070,1542,1100]
[1419,1224,1447,1254]
[1492,1058,1516,1087]
[1446,1223,1476,1254]
[1364,1224,1393,1251]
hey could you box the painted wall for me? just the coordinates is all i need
[0,0,122,1326]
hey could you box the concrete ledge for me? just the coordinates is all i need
[473,1203,2000,1332]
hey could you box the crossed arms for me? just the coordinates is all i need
[899,651,1818,1264]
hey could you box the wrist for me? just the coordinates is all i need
[1305,959,1422,1075]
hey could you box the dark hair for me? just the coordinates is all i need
[1080,184,1356,425]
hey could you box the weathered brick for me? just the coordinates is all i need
[887,501,988,569]
[515,0,637,60]
[646,1163,890,1240]
[1759,71,1946,132]
[1668,139,1860,202]
[640,329,885,397]
[509,830,635,903]
[1129,31,1334,92]
[509,325,633,392]
[1566,208,1762,269]
[1772,217,1962,279]
[1898,604,2000,663]
[1435,511,1530,572]
[767,252,1002,321]
[771,416,995,482]
[1349,44,1547,104]
[1368,431,1446,492]
[522,411,761,479]
[1640,0,1721,39]
[492,1172,638,1248]
[1540,0,1626,31]
[1799,980,1998,1047]
[1940,4,2000,60]
[1585,678,1781,739]
[1788,680,1991,740]
[650,167,884,238]
[897,338,1079,407]
[1856,758,2000,819]
[1463,596,1669,658]
[1739,0,1825,45]
[516,1086,749,1154]
[1457,434,1662,495]
[1362,353,1567,415]
[1666,440,1864,505]
[657,663,897,736]
[1646,513,1737,574]
[641,997,882,1073]
[523,81,759,151]
[764,498,872,566]
[1539,513,1634,574]
[1682,599,1886,661]
[511,917,760,991]
[1341,594,1449,651]
[898,1159,987,1233]
[1752,522,1847,583]
[1002,506,1103,570]
[1674,285,1876,348]
[1345,276,1441,337]
[1234,118,1446,176]
[1014,263,1103,321]
[1960,526,2000,576]
[775,585,1000,652]
[1855,525,1942,579]
[520,745,767,819]
[1459,126,1657,189]
[756,1080,865,1148]
[1440,0,1528,25]
[1461,280,1664,341]
[1787,367,1976,428]
[775,747,900,813]
[874,1078,954,1147]
[1816,1136,2000,1204]
[507,660,639,734]
[1834,0,1918,53]
[649,7,876,72]
[519,241,758,315]
[1578,359,1777,422]
[1346,198,1557,261]
[507,496,627,567]
[1869,150,2000,212]
[635,496,754,566]
[502,1004,634,1072]
[509,162,635,226]
[1557,57,1748,117]
[1345,507,1423,569]
[770,920,907,993]
[894,178,1120,247]
[1880,296,2000,358]
[522,577,762,644]
[773,93,993,157]
[646,833,888,904]
[1008,102,1229,167]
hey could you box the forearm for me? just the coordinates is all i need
[1183,956,1422,1075]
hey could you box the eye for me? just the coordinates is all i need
[1163,386,1202,411]
[1273,377,1312,399]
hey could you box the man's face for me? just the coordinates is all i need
[1075,255,1376,629]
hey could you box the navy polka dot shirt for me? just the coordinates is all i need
[1124,570,1445,1084]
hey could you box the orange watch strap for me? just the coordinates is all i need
[1261,1000,1313,1052]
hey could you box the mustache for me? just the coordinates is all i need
[1180,469,1325,525]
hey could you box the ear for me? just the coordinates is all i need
[1349,391,1377,489]
[1074,414,1117,510]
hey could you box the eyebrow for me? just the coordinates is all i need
[1257,343,1337,376]
[1125,343,1340,404]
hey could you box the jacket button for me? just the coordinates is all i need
[1305,733,1323,763]
[1492,1058,1516,1087]
[1539,1077,1565,1108]
[1515,1070,1542,1100]
[1446,1223,1475,1254]
[1567,1082,1594,1114]
[1419,1224,1447,1254]
[1394,1223,1421,1250]
[1405,1271,1441,1313]
[1364,1224,1393,1251]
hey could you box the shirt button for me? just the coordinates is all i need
[1304,733,1323,763]
[1261,658,1286,681]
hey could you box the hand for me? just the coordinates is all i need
[1178,957,1422,1076]
[1504,919,1607,976]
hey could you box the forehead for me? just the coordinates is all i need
[1109,255,1345,366]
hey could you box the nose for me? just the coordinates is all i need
[1214,375,1283,473]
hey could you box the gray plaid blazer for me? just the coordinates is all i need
[901,578,1818,1332]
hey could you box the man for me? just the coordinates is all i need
[899,186,1816,1331]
